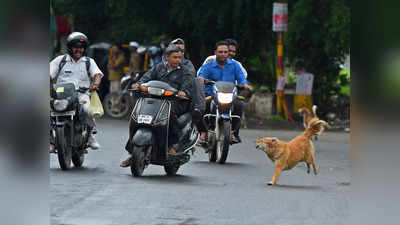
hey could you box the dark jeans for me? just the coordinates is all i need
[169,101,189,146]
[192,109,208,133]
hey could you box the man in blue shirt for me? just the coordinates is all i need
[198,40,250,143]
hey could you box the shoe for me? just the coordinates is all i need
[49,144,56,153]
[88,134,100,150]
[120,156,132,167]
[197,136,208,147]
[231,135,240,144]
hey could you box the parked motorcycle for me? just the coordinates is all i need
[50,83,91,170]
[202,80,245,164]
[126,80,198,176]
[103,72,144,119]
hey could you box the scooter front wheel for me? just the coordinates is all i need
[164,164,180,176]
[130,146,147,177]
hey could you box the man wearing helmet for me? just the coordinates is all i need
[50,32,104,150]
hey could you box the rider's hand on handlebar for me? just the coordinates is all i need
[131,83,139,90]
[89,84,98,92]
[243,83,251,91]
[177,91,186,99]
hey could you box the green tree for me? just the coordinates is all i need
[285,0,350,111]
[51,0,350,114]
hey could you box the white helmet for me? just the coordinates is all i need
[129,41,139,48]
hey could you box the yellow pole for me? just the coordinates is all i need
[276,32,284,115]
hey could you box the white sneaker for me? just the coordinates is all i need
[88,134,100,150]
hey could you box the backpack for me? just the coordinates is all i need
[55,55,91,81]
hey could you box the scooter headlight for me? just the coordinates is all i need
[53,99,69,111]
[217,93,233,104]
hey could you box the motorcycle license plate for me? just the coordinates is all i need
[137,115,153,124]
[51,111,75,117]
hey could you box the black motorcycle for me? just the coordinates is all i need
[202,80,245,164]
[126,80,198,176]
[50,83,91,170]
[103,72,145,119]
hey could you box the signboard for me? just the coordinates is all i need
[273,3,288,32]
[296,71,314,95]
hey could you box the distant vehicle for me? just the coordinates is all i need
[87,42,163,103]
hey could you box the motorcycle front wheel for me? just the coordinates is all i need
[216,121,231,164]
[56,126,72,170]
[72,150,85,168]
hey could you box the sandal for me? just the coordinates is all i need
[120,156,132,167]
[168,145,177,155]
[198,137,207,144]
[231,135,240,144]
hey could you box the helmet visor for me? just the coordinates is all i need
[71,39,87,48]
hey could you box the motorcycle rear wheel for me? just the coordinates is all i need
[208,133,217,162]
[104,93,131,119]
[56,127,72,170]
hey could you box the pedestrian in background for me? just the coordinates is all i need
[107,45,126,92]
[129,41,142,73]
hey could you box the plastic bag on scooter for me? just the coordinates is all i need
[88,91,104,118]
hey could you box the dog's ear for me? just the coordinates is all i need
[269,137,278,147]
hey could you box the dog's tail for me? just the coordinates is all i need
[298,107,311,116]
[304,118,328,138]
[312,105,317,117]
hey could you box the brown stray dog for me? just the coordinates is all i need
[255,118,328,185]
[299,105,322,140]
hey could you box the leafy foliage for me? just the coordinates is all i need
[52,0,350,112]
[285,0,350,111]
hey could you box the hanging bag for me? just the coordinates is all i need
[88,91,104,118]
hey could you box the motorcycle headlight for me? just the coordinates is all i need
[217,93,233,104]
[53,99,69,111]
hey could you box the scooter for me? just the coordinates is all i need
[125,80,199,176]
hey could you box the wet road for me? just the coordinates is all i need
[50,118,350,225]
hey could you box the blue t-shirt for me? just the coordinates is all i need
[197,58,248,95]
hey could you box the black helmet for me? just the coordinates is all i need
[66,32,89,55]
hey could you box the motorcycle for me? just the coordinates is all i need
[202,80,245,164]
[103,72,144,119]
[50,83,91,170]
[125,80,199,176]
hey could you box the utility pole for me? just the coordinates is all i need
[273,1,293,121]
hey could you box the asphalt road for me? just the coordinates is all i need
[50,118,350,225]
